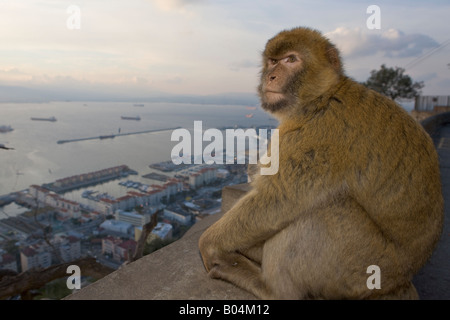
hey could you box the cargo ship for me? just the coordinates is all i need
[31,116,57,122]
[99,135,115,140]
[0,125,13,133]
[121,115,141,121]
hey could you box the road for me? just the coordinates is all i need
[413,123,450,299]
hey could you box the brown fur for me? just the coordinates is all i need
[198,27,444,299]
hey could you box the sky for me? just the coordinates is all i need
[0,0,449,101]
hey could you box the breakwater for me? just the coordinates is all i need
[57,127,181,144]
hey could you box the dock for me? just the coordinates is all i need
[42,165,138,193]
[57,127,181,144]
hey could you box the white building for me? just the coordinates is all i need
[102,236,120,256]
[52,234,81,262]
[187,167,217,189]
[216,168,230,179]
[56,198,81,219]
[115,194,135,211]
[20,243,52,271]
[151,222,173,240]
[100,219,134,235]
[28,185,50,205]
[146,189,163,205]
[96,198,118,215]
[163,207,193,225]
[163,179,183,196]
[116,209,152,228]
[28,185,82,219]
[102,236,136,262]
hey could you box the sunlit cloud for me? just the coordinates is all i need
[0,68,33,84]
[228,59,260,72]
[326,27,439,59]
[152,0,207,12]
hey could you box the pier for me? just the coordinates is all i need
[0,193,17,207]
[57,127,181,144]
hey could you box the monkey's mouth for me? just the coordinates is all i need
[264,91,284,99]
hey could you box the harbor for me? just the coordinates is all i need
[57,126,181,144]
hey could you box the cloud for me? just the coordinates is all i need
[325,27,439,59]
[0,68,33,83]
[165,75,183,84]
[228,59,260,72]
[152,0,206,12]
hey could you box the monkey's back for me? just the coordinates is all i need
[330,77,444,273]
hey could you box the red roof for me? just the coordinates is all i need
[100,198,117,204]
[1,253,15,264]
[61,198,79,206]
[116,195,133,201]
[118,240,137,250]
[127,191,145,197]
[21,247,37,257]
[67,235,79,243]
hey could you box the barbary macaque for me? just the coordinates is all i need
[199,27,444,299]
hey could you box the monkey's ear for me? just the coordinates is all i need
[326,44,343,74]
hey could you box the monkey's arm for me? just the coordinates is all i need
[199,131,345,271]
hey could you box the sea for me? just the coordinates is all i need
[0,101,276,218]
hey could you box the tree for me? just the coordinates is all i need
[363,64,424,101]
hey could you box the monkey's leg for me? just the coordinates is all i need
[208,252,274,299]
[257,199,422,300]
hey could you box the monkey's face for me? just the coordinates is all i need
[258,27,344,117]
[258,51,304,113]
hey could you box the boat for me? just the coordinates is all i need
[246,106,257,110]
[0,125,13,133]
[245,113,254,118]
[121,115,141,121]
[99,135,115,140]
[133,104,144,107]
[0,143,14,150]
[31,116,57,122]
[82,190,97,198]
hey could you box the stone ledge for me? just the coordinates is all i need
[65,183,254,300]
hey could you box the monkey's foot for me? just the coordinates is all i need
[208,253,272,299]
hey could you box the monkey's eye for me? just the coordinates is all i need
[286,55,297,63]
[269,58,278,65]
